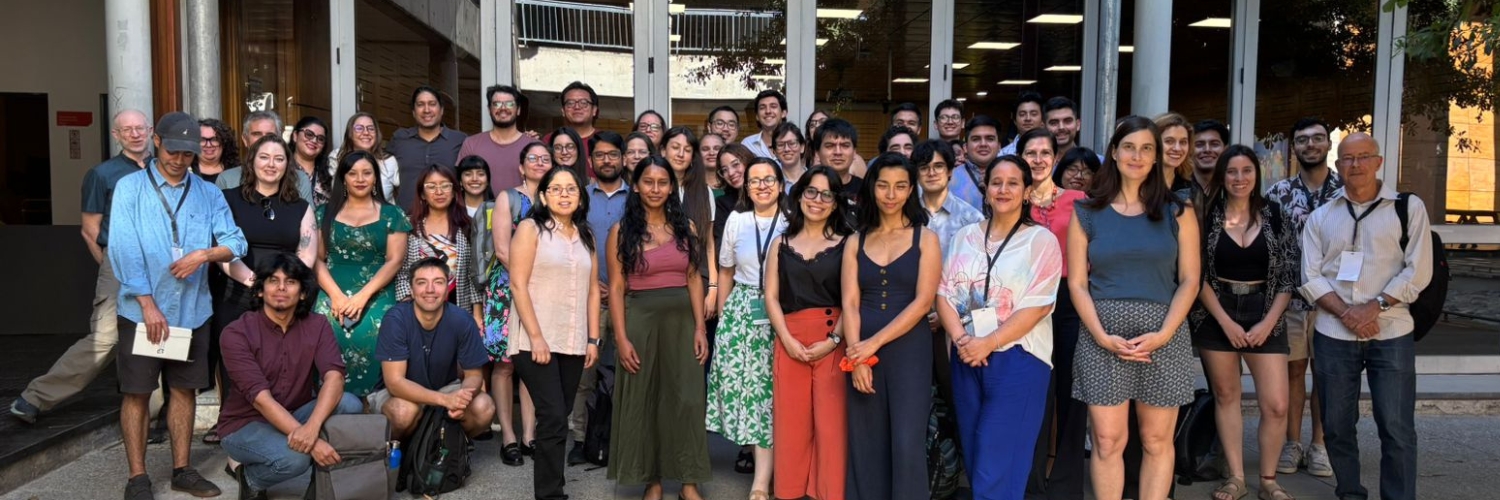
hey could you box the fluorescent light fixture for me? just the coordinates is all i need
[968,41,1020,50]
[1119,45,1135,53]
[765,59,786,65]
[975,91,989,97]
[781,38,830,46]
[956,97,968,102]
[1044,65,1082,72]
[669,3,686,14]
[1028,14,1083,24]
[751,75,785,80]
[892,78,929,83]
[670,34,681,42]
[924,63,971,70]
[816,8,862,19]
[1189,17,1232,28]
[998,80,1037,85]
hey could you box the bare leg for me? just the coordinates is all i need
[1203,350,1247,484]
[1135,402,1181,500]
[492,362,517,444]
[681,482,705,500]
[751,445,773,493]
[520,382,537,444]
[121,393,151,477]
[1088,403,1131,500]
[1246,353,1290,488]
[168,387,196,468]
[1286,358,1308,444]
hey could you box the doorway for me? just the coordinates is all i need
[0,92,52,225]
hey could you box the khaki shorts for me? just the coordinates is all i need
[366,381,464,413]
[1284,309,1318,362]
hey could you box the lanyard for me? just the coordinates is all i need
[962,161,984,195]
[1343,198,1380,249]
[982,219,1023,300]
[753,211,781,288]
[144,164,192,248]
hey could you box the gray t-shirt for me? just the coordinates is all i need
[1075,199,1180,305]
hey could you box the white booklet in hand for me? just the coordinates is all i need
[131,323,194,361]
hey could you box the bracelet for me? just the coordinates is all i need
[707,283,719,288]
[586,338,602,346]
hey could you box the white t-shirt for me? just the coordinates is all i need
[718,210,788,286]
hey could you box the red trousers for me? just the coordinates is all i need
[773,307,847,500]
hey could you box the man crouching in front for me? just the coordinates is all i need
[369,257,495,441]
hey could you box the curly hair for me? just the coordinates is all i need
[199,118,240,169]
[250,253,316,318]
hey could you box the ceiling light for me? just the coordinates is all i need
[968,41,1020,50]
[892,78,929,83]
[670,34,681,42]
[751,75,784,80]
[956,97,967,102]
[816,8,862,19]
[1189,17,1232,28]
[765,59,786,65]
[669,3,686,14]
[1028,14,1083,24]
[998,80,1037,85]
[924,63,971,70]
[1044,65,1082,72]
[1119,45,1135,53]
[975,91,989,97]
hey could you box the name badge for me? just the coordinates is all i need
[748,298,770,326]
[1337,251,1363,282]
[969,307,1000,338]
[172,246,185,261]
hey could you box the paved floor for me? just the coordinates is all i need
[4,415,1497,500]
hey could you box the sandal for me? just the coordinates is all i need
[1258,482,1295,500]
[749,490,770,500]
[734,448,753,474]
[1213,477,1248,500]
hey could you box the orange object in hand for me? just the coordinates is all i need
[839,355,879,372]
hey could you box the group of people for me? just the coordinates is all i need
[10,80,1431,500]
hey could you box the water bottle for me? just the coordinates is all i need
[388,441,401,494]
[424,428,450,491]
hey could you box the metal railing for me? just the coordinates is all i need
[515,0,775,53]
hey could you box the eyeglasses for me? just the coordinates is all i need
[352,124,378,134]
[918,163,949,175]
[546,185,581,197]
[116,126,152,136]
[424,182,454,193]
[1022,151,1054,162]
[1063,165,1094,178]
[711,120,738,129]
[775,142,802,152]
[260,197,276,221]
[1293,134,1330,146]
[637,123,663,133]
[490,101,519,110]
[592,151,622,160]
[801,187,835,203]
[563,99,595,109]
[525,154,553,164]
[554,144,578,154]
[626,149,650,157]
[299,129,326,144]
[936,114,963,124]
[1335,155,1381,168]
[201,137,221,146]
[807,119,826,130]
[746,176,779,188]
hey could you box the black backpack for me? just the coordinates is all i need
[926,385,964,499]
[583,361,616,466]
[1174,389,1221,485]
[401,406,472,496]
[1394,193,1449,341]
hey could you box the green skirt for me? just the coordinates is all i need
[705,284,774,447]
[608,287,712,485]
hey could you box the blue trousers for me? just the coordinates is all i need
[1313,333,1417,500]
[952,347,1052,500]
[220,393,366,491]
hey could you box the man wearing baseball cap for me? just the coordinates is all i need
[109,111,247,499]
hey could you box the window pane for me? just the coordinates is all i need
[515,0,637,133]
[815,0,932,161]
[956,0,1086,147]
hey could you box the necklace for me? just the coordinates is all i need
[1030,183,1061,208]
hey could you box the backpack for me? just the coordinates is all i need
[1174,389,1221,485]
[1394,193,1449,341]
[309,414,394,500]
[583,360,616,466]
[470,190,529,289]
[926,385,964,499]
[400,406,472,496]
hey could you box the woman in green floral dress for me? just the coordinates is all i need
[314,151,410,397]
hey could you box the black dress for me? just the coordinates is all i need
[212,189,311,349]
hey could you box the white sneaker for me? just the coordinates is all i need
[1276,441,1304,474]
[1306,443,1333,477]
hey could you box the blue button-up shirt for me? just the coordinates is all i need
[925,190,985,255]
[587,180,631,283]
[110,160,247,328]
[948,161,986,211]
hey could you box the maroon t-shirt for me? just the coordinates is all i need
[216,311,347,437]
[457,131,540,195]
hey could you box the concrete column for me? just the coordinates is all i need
[927,0,954,138]
[481,0,514,132]
[106,0,153,133]
[330,0,356,140]
[1093,0,1121,144]
[185,0,220,120]
[1130,0,1171,117]
[786,0,817,120]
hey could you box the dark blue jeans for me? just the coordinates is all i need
[1313,333,1417,500]
[220,393,366,491]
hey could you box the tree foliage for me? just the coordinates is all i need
[1387,0,1498,152]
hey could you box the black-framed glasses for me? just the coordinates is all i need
[591,151,622,160]
[299,129,327,144]
[637,123,663,133]
[260,197,276,221]
[801,188,835,203]
[746,176,779,188]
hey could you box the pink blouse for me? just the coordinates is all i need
[509,229,594,357]
[1031,189,1088,277]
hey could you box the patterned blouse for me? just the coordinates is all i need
[937,223,1063,365]
[1188,199,1300,337]
[396,225,482,309]
[1265,171,1343,310]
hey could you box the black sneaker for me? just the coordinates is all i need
[123,474,154,500]
[234,465,265,500]
[170,467,222,498]
[10,398,39,424]
[567,441,587,466]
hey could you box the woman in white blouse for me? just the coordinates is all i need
[935,154,1063,500]
[507,166,601,499]
[707,157,788,499]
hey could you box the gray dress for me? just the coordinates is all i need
[1071,201,1194,408]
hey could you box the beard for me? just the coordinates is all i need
[1296,152,1325,170]
[491,114,518,129]
[595,165,621,183]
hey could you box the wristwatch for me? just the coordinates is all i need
[587,338,602,346]
[828,333,843,345]
[1375,295,1391,312]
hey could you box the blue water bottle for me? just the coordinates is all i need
[388,441,402,493]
